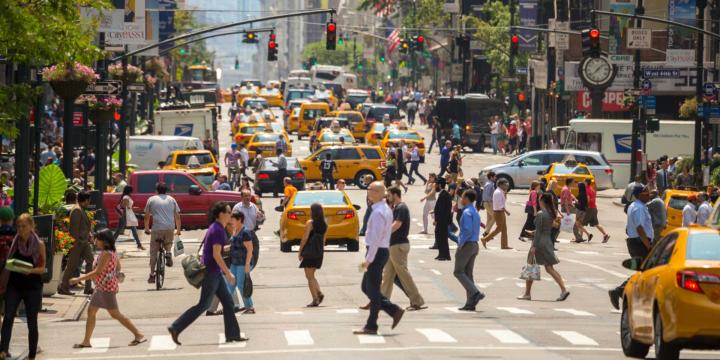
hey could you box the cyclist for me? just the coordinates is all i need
[225,143,243,189]
[143,182,181,284]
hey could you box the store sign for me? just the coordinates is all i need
[666,49,696,67]
[576,91,630,112]
[73,112,84,127]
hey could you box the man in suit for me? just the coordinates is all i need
[433,178,452,261]
[58,191,94,295]
[655,156,671,195]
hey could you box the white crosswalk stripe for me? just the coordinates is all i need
[284,330,314,346]
[497,307,534,315]
[357,334,386,344]
[149,335,177,351]
[430,269,442,275]
[486,329,530,344]
[276,311,304,315]
[77,337,110,354]
[336,308,359,314]
[218,333,248,348]
[416,328,457,343]
[552,331,599,346]
[554,308,596,317]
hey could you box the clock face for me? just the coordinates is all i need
[581,57,614,86]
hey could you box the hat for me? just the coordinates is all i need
[632,184,648,197]
[0,207,14,221]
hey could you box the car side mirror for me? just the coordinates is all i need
[537,170,545,175]
[622,257,643,271]
[289,139,294,143]
[274,205,284,212]
[188,185,202,195]
[353,204,361,210]
[518,161,524,167]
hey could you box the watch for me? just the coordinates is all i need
[579,56,616,88]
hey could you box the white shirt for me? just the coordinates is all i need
[490,121,499,135]
[682,203,697,227]
[492,188,506,211]
[239,148,249,166]
[232,201,259,231]
[410,147,420,162]
[364,200,393,263]
[697,201,712,225]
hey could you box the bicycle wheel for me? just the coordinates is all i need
[155,250,165,290]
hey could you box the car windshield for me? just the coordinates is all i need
[687,233,720,260]
[368,106,399,119]
[240,87,256,94]
[175,153,213,166]
[241,126,266,134]
[244,100,268,108]
[668,196,689,210]
[261,157,300,170]
[388,131,421,140]
[320,133,351,142]
[252,133,281,142]
[293,191,348,206]
[552,165,589,175]
[338,113,363,123]
[303,109,326,119]
[270,123,283,132]
[260,88,279,95]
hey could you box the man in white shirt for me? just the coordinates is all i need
[239,144,250,177]
[354,182,404,335]
[481,178,511,249]
[490,116,499,155]
[696,193,713,225]
[682,194,699,227]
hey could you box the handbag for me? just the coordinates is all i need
[301,232,323,260]
[560,213,576,233]
[181,233,207,289]
[173,236,185,257]
[242,273,253,298]
[520,254,541,281]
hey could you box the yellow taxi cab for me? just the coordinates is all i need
[299,145,385,189]
[380,129,426,161]
[267,80,281,89]
[662,189,702,236]
[314,88,338,108]
[313,128,355,152]
[234,121,268,145]
[258,87,284,108]
[285,99,309,133]
[365,123,398,145]
[620,226,720,359]
[311,117,351,139]
[297,102,330,140]
[246,132,293,158]
[163,149,219,176]
[258,109,277,124]
[235,85,258,104]
[328,110,366,141]
[240,96,269,110]
[539,161,595,197]
[268,122,289,138]
[276,190,361,252]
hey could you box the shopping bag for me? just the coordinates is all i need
[520,254,541,281]
[173,236,185,257]
[242,273,253,298]
[560,213,576,233]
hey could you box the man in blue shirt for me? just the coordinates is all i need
[481,172,496,236]
[454,190,485,311]
[438,140,452,177]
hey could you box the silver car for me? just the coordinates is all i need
[478,150,615,189]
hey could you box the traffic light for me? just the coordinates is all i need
[517,91,526,103]
[267,32,278,61]
[581,28,601,57]
[415,35,425,51]
[326,21,337,50]
[179,46,188,56]
[243,32,258,44]
[234,58,239,70]
[338,34,344,45]
[379,53,385,63]
[647,117,660,133]
[400,39,410,53]
[510,34,519,56]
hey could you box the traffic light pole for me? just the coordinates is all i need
[508,0,517,114]
[694,0,707,187]
[630,2,644,182]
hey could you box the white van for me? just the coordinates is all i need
[562,119,695,187]
[128,135,203,170]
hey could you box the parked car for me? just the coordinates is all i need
[478,149,614,189]
[253,157,305,197]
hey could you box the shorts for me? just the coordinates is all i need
[583,208,599,226]
[90,290,119,309]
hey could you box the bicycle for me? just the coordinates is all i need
[228,166,241,190]
[155,238,167,290]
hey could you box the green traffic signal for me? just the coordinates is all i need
[179,48,186,55]
[379,55,385,63]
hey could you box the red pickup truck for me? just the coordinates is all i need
[104,170,254,230]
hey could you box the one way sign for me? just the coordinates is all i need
[84,80,122,95]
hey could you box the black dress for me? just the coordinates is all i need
[300,220,326,269]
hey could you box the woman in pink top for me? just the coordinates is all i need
[71,229,145,349]
[519,181,539,240]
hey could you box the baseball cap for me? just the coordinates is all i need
[632,184,648,197]
[231,143,238,149]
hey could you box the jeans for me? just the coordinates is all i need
[1,285,42,358]
[170,271,241,340]
[408,161,427,184]
[361,248,400,331]
[114,215,141,247]
[226,264,254,308]
[360,205,372,235]
[491,134,498,154]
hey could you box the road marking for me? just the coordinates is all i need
[415,222,424,228]
[554,308,596,317]
[515,282,526,288]
[277,311,304,315]
[563,258,628,279]
[416,328,457,343]
[475,282,492,289]
[495,277,506,281]
[497,307,534,315]
[149,335,177,351]
[418,260,425,264]
[430,269,442,275]
[218,333,247,348]
[574,251,600,255]
[77,337,110,354]
[357,334,386,344]
[336,308,359,314]
[284,330,314,346]
[444,307,465,314]
[411,218,418,222]
[553,331,598,346]
[486,329,530,344]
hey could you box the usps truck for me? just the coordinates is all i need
[562,119,694,187]
[153,108,216,150]
[127,135,204,170]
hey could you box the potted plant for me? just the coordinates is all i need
[42,62,98,99]
[76,95,123,122]
[108,63,144,83]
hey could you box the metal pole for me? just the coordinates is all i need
[33,90,41,215]
[13,64,30,214]
[694,0,707,186]
[119,48,128,175]
[508,0,517,113]
[630,2,643,182]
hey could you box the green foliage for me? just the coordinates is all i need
[679,97,697,119]
[401,0,450,30]
[169,10,216,71]
[33,165,69,214]
[302,41,365,67]
[0,84,41,139]
[711,165,720,186]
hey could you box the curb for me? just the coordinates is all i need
[67,295,90,322]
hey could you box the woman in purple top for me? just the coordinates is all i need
[167,203,246,345]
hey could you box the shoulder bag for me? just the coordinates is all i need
[520,253,541,281]
[181,233,207,289]
[301,232,324,260]
[242,273,253,298]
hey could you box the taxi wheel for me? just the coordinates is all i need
[346,240,359,252]
[621,301,650,358]
[496,174,514,190]
[355,171,375,189]
[280,240,292,253]
[654,309,680,360]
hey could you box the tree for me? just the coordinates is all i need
[301,40,365,68]
[167,10,216,78]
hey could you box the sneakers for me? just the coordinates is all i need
[148,274,155,284]
[165,253,173,267]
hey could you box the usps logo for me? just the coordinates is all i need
[174,124,194,136]
[613,134,641,153]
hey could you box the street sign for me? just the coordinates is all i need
[639,95,656,109]
[704,82,716,97]
[697,105,720,118]
[73,112,83,127]
[626,28,652,49]
[502,77,520,82]
[126,83,145,92]
[516,67,528,75]
[556,33,569,50]
[624,88,641,97]
[642,69,680,79]
[83,80,122,95]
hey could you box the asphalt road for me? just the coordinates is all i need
[27,104,719,360]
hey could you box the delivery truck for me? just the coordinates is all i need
[153,107,218,152]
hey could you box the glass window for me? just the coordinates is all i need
[547,153,567,164]
[643,234,678,270]
[165,173,195,193]
[362,148,381,160]
[338,148,361,160]
[388,131,421,140]
[293,191,348,206]
[368,106,400,120]
[175,153,214,166]
[576,132,602,152]
[668,196,689,211]
[338,113,363,123]
[241,126,266,134]
[320,133,350,143]
[572,167,591,175]
[575,155,601,166]
[521,154,546,166]
[687,233,720,260]
[251,134,281,142]
[137,174,159,193]
[303,109,327,120]
[261,157,300,170]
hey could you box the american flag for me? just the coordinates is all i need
[386,28,401,55]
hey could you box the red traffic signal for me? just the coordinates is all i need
[270,33,276,42]
[589,28,600,39]
[268,41,277,49]
[511,35,519,44]
[326,21,337,50]
[517,92,526,103]
[327,22,336,33]
[417,35,424,43]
